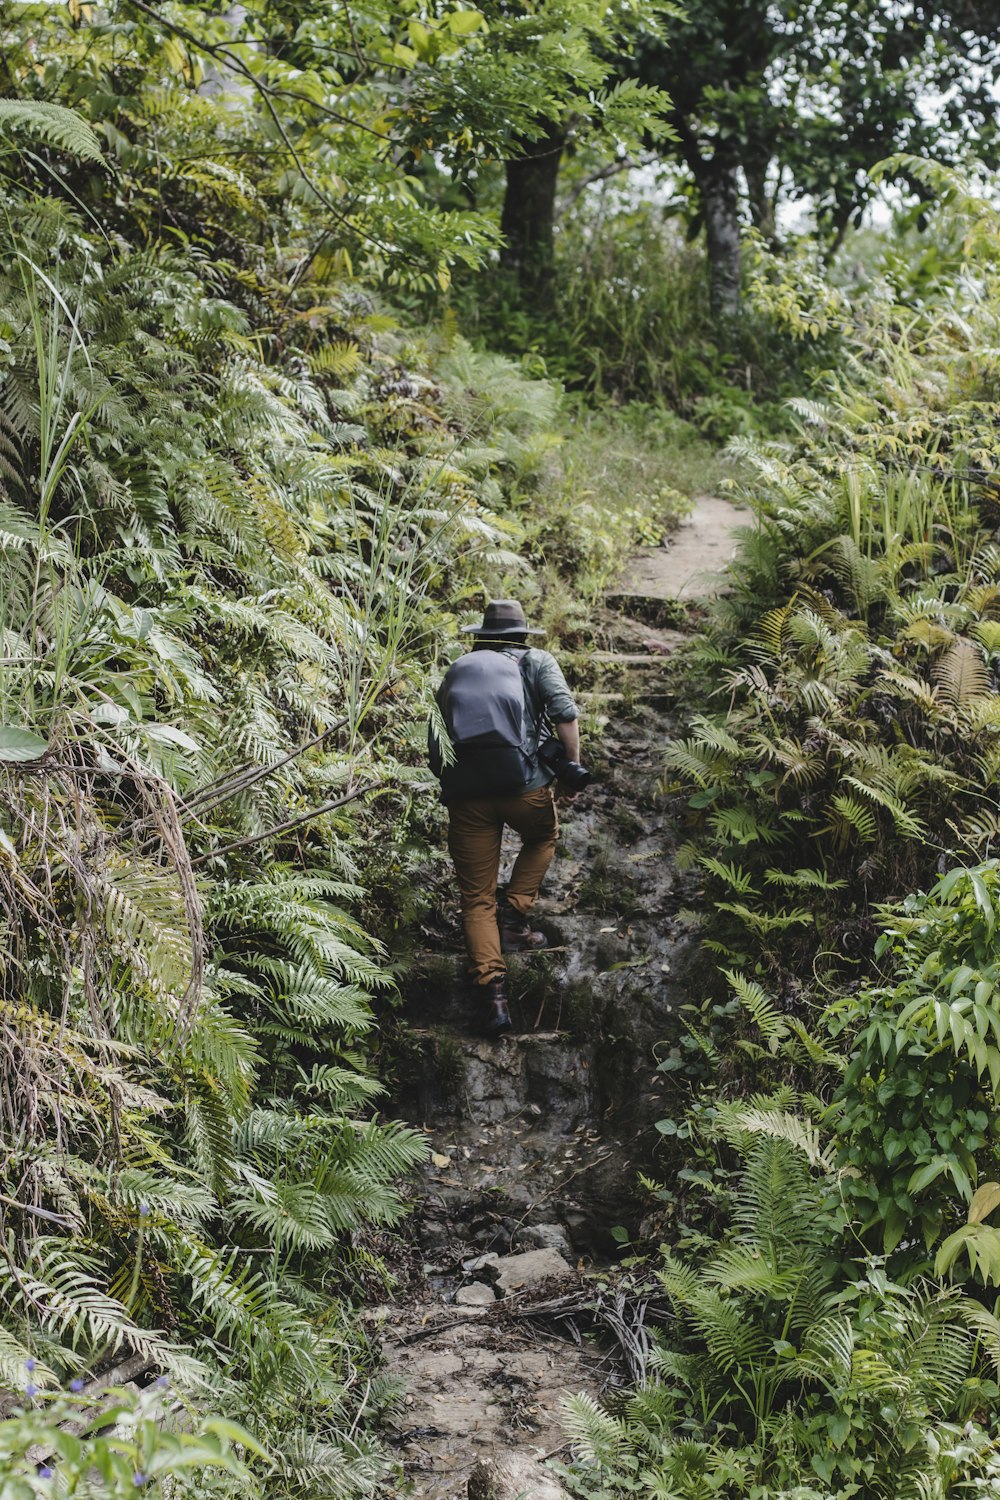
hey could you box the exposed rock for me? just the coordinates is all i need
[459,1042,526,1124]
[455,1281,496,1306]
[468,1449,570,1500]
[417,1351,465,1380]
[493,1248,572,1296]
[512,1223,573,1260]
[462,1252,501,1274]
[520,1038,595,1124]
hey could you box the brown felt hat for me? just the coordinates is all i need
[465,599,543,637]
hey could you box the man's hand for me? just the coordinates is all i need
[552,718,582,804]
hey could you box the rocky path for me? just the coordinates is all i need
[381,495,744,1499]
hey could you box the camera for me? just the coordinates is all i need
[538,737,592,792]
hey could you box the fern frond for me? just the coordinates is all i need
[722,1105,834,1172]
[0,100,103,161]
[826,793,878,844]
[933,637,990,708]
[841,776,926,838]
[698,857,758,895]
[724,968,790,1050]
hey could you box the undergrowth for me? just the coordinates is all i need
[0,28,691,1493]
[559,166,1000,1499]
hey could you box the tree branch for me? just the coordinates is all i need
[180,715,351,819]
[124,0,388,140]
[121,0,417,265]
[562,154,656,208]
[189,781,378,867]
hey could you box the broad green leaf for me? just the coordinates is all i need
[969,870,996,933]
[408,19,433,59]
[907,1157,948,1193]
[883,1203,907,1254]
[969,1182,1000,1225]
[946,1155,974,1202]
[0,726,48,762]
[935,1224,972,1277]
[143,723,200,752]
[201,1416,269,1457]
[446,9,488,35]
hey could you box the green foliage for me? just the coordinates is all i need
[412,0,675,168]
[0,3,691,1484]
[635,164,1000,1496]
[663,194,1000,984]
[560,1129,997,1500]
[631,1,1000,251]
[831,864,1000,1259]
[462,194,820,424]
[0,1383,263,1498]
[0,8,659,1482]
[0,101,103,163]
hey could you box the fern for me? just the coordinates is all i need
[699,857,758,895]
[827,792,878,844]
[720,1103,834,1172]
[0,100,103,161]
[933,637,991,709]
[725,968,790,1050]
[708,805,783,847]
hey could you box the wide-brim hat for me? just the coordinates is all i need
[465,599,544,637]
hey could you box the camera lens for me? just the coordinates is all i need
[562,760,591,791]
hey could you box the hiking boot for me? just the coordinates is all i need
[480,977,513,1039]
[497,901,548,954]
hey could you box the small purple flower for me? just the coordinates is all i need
[154,1375,169,1389]
[137,1203,149,1218]
[25,1384,38,1399]
[38,1466,53,1479]
[25,1359,36,1373]
[133,1472,147,1487]
[69,1378,85,1393]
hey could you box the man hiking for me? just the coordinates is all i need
[429,599,584,1038]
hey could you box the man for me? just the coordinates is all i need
[429,599,582,1038]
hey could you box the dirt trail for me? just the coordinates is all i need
[380,495,743,1499]
[618,492,749,605]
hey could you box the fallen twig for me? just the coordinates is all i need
[189,781,377,866]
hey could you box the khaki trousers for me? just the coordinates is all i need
[447,787,558,986]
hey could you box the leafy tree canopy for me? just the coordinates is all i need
[631,0,1000,311]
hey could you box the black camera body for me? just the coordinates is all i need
[538,737,592,792]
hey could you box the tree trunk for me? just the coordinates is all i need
[673,118,743,321]
[699,161,742,319]
[744,156,777,244]
[499,121,565,306]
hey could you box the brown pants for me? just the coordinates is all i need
[447,787,558,986]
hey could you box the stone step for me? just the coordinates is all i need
[603,592,693,626]
[589,651,678,666]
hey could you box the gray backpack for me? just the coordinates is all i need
[436,650,534,799]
